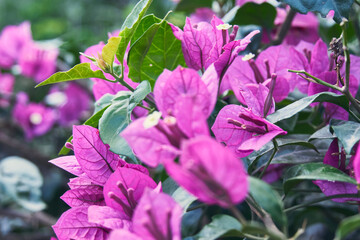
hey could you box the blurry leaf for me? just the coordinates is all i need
[132,14,161,43]
[98,92,134,159]
[267,92,349,123]
[59,106,109,156]
[330,119,360,154]
[231,2,277,29]
[162,177,179,195]
[280,0,354,23]
[36,63,107,87]
[116,0,153,63]
[335,214,360,240]
[127,80,151,113]
[175,0,212,13]
[283,163,357,194]
[249,177,287,228]
[191,214,242,240]
[172,187,197,212]
[102,36,121,67]
[128,19,186,88]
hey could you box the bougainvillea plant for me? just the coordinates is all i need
[31,0,360,239]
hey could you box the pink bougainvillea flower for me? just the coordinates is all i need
[0,72,15,107]
[0,21,32,69]
[47,83,91,126]
[212,104,287,157]
[109,190,182,240]
[122,66,218,167]
[18,41,58,83]
[313,139,360,202]
[354,143,360,184]
[165,136,248,208]
[264,8,319,45]
[12,92,56,140]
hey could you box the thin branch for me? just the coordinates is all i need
[258,139,278,179]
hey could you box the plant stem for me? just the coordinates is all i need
[230,205,247,225]
[111,72,135,92]
[284,193,360,212]
[137,104,152,111]
[258,139,278,179]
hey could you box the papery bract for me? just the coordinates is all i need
[18,41,58,83]
[212,105,287,157]
[73,125,122,185]
[53,206,108,240]
[88,205,132,230]
[49,156,84,177]
[354,144,360,184]
[0,21,32,68]
[60,186,105,207]
[166,136,248,207]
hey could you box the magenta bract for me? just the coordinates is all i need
[165,136,249,208]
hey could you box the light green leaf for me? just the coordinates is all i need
[172,187,197,213]
[249,177,287,228]
[94,93,116,113]
[267,92,349,123]
[128,80,151,113]
[36,63,108,87]
[128,19,186,88]
[116,0,153,63]
[102,36,121,67]
[283,163,357,194]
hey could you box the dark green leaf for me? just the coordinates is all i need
[308,125,334,141]
[330,119,360,154]
[36,63,107,87]
[283,163,357,194]
[280,0,354,23]
[58,106,109,155]
[192,214,242,240]
[131,14,161,44]
[249,177,287,228]
[267,92,349,123]
[231,2,277,29]
[128,19,186,88]
[116,0,153,63]
[335,214,360,240]
[175,0,212,13]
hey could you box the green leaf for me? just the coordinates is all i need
[267,92,349,123]
[172,187,197,213]
[102,36,121,67]
[280,0,354,23]
[175,0,212,13]
[192,214,242,240]
[128,80,151,114]
[58,106,109,155]
[116,0,153,64]
[230,2,277,29]
[330,119,360,154]
[308,125,334,141]
[249,177,287,228]
[36,63,108,87]
[283,163,357,194]
[335,214,360,240]
[131,14,161,44]
[98,91,134,159]
[94,93,116,113]
[128,19,186,88]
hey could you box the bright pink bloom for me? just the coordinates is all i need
[212,104,287,157]
[0,72,15,107]
[18,41,58,83]
[12,92,56,140]
[109,190,182,240]
[0,21,32,69]
[165,136,248,207]
[354,144,360,184]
